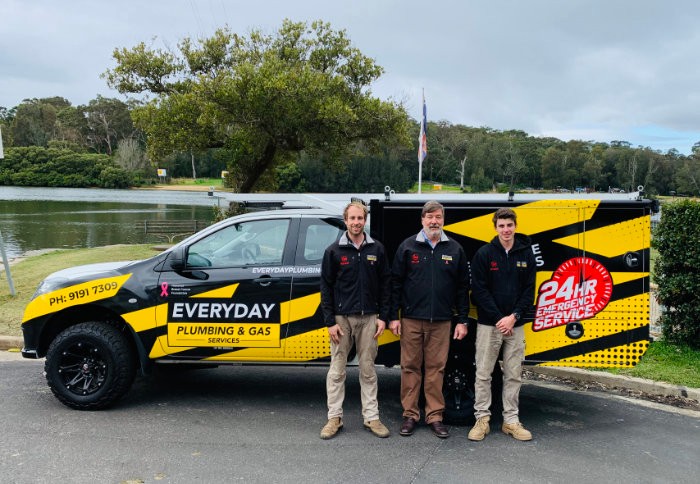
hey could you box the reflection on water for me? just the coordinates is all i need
[0,187,218,259]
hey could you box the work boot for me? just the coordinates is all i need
[363,419,390,438]
[468,416,490,441]
[502,421,532,441]
[399,417,417,436]
[320,417,343,440]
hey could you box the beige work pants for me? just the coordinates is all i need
[474,323,525,424]
[326,314,380,421]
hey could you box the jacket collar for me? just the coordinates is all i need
[416,230,449,245]
[339,231,374,246]
[490,233,531,252]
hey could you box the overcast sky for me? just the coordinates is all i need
[2,0,699,154]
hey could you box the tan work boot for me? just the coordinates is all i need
[468,416,490,441]
[502,421,532,441]
[363,419,390,438]
[320,417,343,440]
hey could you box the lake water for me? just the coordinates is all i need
[0,187,220,259]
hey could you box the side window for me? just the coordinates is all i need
[187,218,290,268]
[296,219,344,265]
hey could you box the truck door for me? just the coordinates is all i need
[284,216,345,361]
[153,216,297,361]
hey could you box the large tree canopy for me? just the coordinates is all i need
[104,19,411,191]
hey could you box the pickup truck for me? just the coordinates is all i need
[21,189,656,422]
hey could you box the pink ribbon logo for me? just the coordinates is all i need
[160,282,169,297]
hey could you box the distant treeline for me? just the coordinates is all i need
[2,96,699,195]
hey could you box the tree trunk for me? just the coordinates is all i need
[190,150,197,180]
[238,141,277,193]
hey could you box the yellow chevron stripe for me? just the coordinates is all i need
[122,305,163,333]
[192,283,239,298]
[553,215,650,257]
[445,199,600,242]
[610,272,648,285]
[280,292,320,325]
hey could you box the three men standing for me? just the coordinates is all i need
[389,201,469,439]
[320,201,391,439]
[320,201,534,442]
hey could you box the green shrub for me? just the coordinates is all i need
[652,199,700,348]
[98,166,133,188]
[2,146,132,188]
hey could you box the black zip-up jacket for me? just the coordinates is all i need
[470,233,536,327]
[390,231,470,322]
[320,232,391,326]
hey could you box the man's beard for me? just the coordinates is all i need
[426,226,441,238]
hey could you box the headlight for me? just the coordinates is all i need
[31,277,70,299]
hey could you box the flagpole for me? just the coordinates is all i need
[417,90,427,194]
[0,127,14,296]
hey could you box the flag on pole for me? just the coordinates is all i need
[418,94,427,164]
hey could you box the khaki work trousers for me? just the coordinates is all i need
[473,323,525,424]
[326,314,380,421]
[399,318,451,424]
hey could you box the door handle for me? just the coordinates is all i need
[254,276,279,286]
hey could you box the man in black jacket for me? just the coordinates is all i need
[389,200,469,439]
[468,207,536,442]
[319,201,391,439]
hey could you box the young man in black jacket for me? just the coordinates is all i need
[389,200,469,439]
[319,201,391,439]
[468,207,536,442]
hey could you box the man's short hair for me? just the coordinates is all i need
[421,200,444,218]
[343,201,368,220]
[492,207,517,227]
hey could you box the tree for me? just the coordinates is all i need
[114,137,149,173]
[105,19,411,192]
[82,96,135,155]
[501,133,528,190]
[10,98,69,147]
[53,105,89,150]
[674,156,700,195]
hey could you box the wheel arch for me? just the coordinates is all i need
[37,305,147,372]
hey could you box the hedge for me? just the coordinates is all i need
[0,146,133,189]
[652,199,700,348]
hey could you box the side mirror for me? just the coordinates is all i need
[167,246,186,271]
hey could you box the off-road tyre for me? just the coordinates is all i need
[44,321,136,410]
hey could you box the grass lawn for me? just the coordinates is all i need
[604,341,700,388]
[0,245,157,336]
[155,177,223,189]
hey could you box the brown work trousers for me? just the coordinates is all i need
[399,318,451,424]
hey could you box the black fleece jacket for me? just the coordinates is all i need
[320,232,391,326]
[470,233,536,326]
[390,231,470,322]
